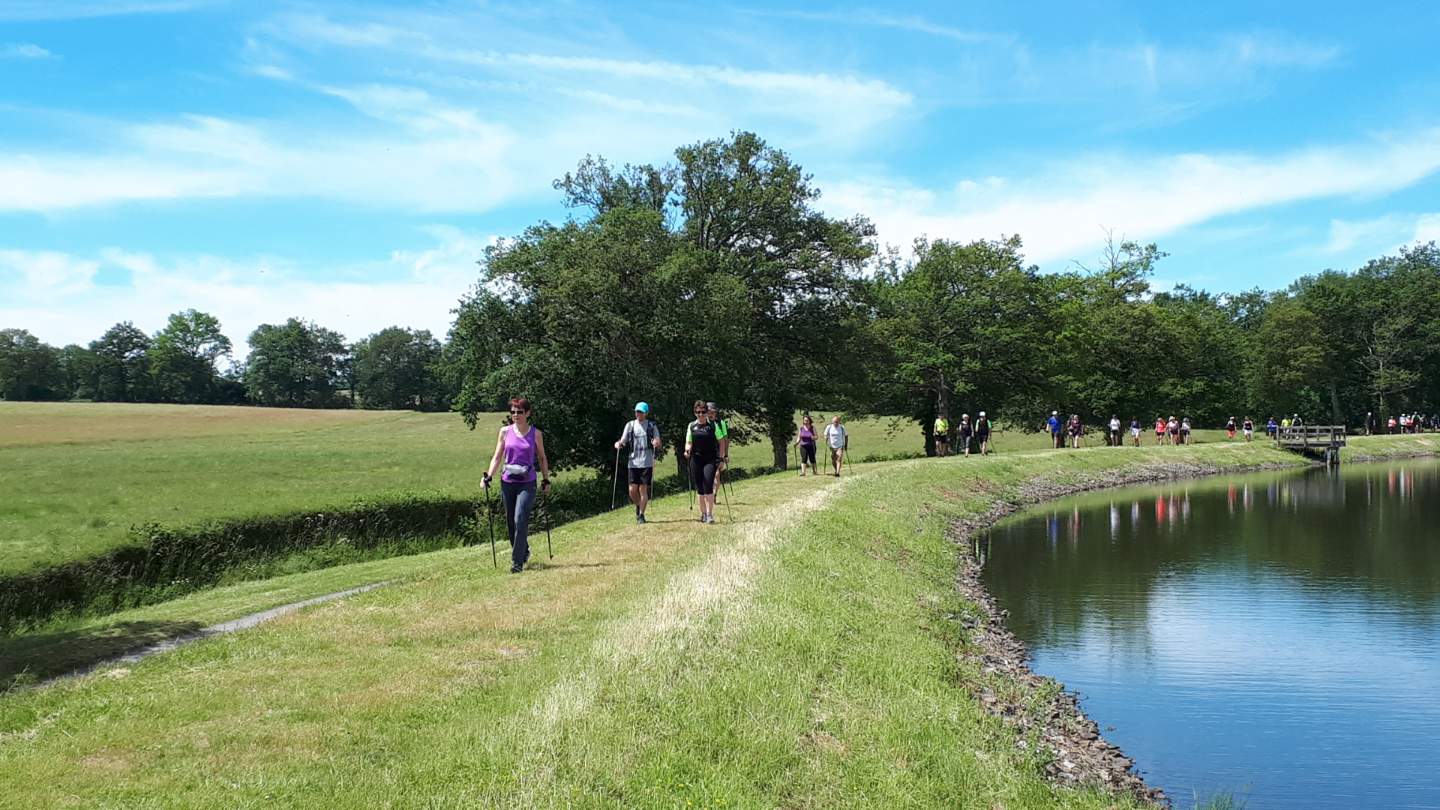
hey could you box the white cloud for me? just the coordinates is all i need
[275,13,912,139]
[0,229,490,351]
[819,129,1440,264]
[1317,212,1440,257]
[1414,214,1440,244]
[1226,33,1341,68]
[0,249,99,295]
[0,1,214,21]
[1321,215,1410,255]
[736,7,1014,45]
[0,42,54,59]
[0,109,526,213]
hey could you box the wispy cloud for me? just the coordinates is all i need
[0,42,54,60]
[1320,212,1440,256]
[0,5,916,215]
[736,6,1015,45]
[0,249,99,295]
[1415,214,1440,245]
[273,13,913,135]
[820,128,1440,265]
[0,0,216,21]
[0,227,487,350]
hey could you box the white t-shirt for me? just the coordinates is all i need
[824,423,847,449]
[1109,418,1121,431]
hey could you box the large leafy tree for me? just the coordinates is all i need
[675,132,876,465]
[1246,299,1329,419]
[868,236,1049,450]
[453,132,871,471]
[451,206,749,473]
[150,309,232,403]
[0,329,66,401]
[244,318,349,408]
[353,327,447,411]
[89,322,152,402]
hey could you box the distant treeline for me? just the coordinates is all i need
[0,315,450,412]
[4,131,1438,468]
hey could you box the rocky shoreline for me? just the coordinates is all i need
[946,460,1306,808]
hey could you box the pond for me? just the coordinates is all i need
[981,459,1440,809]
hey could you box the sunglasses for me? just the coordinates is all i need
[509,409,527,415]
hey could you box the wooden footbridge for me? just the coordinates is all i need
[1274,425,1347,465]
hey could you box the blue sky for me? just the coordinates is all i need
[3,0,1440,352]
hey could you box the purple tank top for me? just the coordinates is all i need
[799,425,815,444]
[501,425,537,483]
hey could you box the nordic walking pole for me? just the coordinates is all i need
[542,484,554,560]
[685,455,694,511]
[719,465,733,522]
[610,443,622,511]
[482,478,498,569]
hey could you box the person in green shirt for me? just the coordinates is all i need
[706,402,729,466]
[934,414,950,457]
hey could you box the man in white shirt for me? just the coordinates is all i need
[824,415,848,477]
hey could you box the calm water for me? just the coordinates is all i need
[981,459,1440,809]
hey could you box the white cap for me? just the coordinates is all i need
[979,411,986,416]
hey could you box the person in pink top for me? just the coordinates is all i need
[483,397,553,573]
[794,414,818,476]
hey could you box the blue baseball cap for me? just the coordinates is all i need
[634,402,650,414]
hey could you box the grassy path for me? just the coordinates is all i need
[0,441,1368,807]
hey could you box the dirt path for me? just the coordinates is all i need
[40,582,390,687]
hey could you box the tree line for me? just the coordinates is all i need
[5,131,1438,470]
[0,313,451,411]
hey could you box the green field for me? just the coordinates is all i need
[2,435,1325,806]
[0,403,932,574]
[0,403,929,576]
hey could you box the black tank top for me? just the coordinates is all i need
[689,420,719,460]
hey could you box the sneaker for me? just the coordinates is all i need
[637,514,647,524]
[509,564,523,574]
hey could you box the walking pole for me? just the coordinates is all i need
[482,479,498,569]
[610,444,622,511]
[719,466,733,522]
[685,457,694,511]
[542,486,554,560]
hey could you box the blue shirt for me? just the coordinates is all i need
[1047,416,1061,433]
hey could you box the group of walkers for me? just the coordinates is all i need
[484,395,868,572]
[794,412,850,477]
[1043,412,1268,448]
[1369,411,1438,434]
[613,400,735,526]
[932,412,994,456]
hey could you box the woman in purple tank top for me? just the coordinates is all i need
[794,414,818,477]
[483,397,552,573]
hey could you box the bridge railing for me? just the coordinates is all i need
[1274,425,1347,448]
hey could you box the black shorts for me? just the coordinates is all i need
[628,466,653,486]
[690,457,717,496]
[800,442,817,464]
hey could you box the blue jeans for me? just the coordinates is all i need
[501,480,536,568]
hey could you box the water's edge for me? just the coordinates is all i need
[945,458,1319,808]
